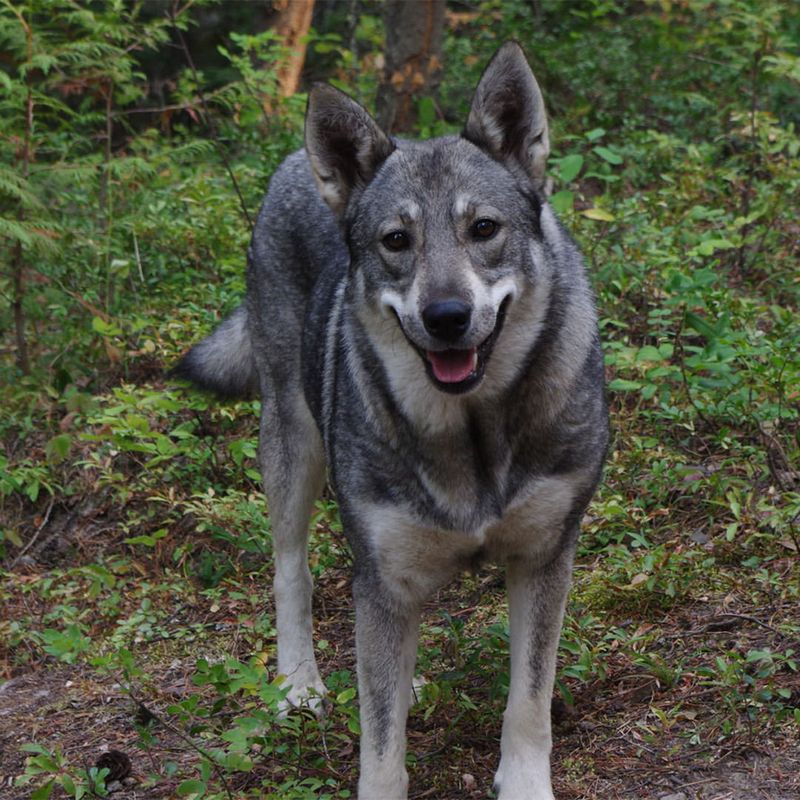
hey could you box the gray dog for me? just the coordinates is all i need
[174,41,608,800]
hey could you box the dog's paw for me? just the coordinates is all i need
[492,762,555,800]
[276,673,329,718]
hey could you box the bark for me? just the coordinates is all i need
[12,8,34,374]
[98,81,112,226]
[12,241,29,375]
[101,81,115,310]
[273,0,315,97]
[376,0,445,133]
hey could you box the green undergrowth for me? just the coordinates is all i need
[2,1,799,798]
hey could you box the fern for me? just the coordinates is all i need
[0,168,44,209]
[0,217,59,255]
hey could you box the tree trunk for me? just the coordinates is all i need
[12,241,30,375]
[376,0,445,133]
[13,10,34,375]
[101,80,115,311]
[273,0,315,97]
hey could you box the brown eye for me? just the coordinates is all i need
[472,218,498,239]
[382,230,410,251]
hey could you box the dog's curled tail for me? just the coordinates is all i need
[170,305,258,400]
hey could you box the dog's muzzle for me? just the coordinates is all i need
[401,296,511,395]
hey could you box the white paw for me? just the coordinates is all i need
[358,767,409,800]
[276,670,328,717]
[493,760,554,800]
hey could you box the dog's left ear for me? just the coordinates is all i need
[306,84,396,217]
[463,41,550,190]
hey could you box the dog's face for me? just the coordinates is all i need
[306,42,552,399]
[348,139,543,395]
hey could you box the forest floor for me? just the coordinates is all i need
[2,467,798,799]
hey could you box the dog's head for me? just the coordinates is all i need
[306,42,552,398]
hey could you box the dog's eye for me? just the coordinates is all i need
[382,230,410,252]
[471,218,498,239]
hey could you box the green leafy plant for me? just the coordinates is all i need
[16,744,109,800]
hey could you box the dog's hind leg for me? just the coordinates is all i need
[493,544,575,800]
[259,390,327,713]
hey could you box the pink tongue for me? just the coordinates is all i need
[427,348,477,383]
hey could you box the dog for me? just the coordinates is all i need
[173,41,608,800]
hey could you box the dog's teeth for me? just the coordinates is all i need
[471,350,478,372]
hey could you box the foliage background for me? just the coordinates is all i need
[1,1,798,798]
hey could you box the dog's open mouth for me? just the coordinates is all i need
[424,345,482,394]
[426,348,478,384]
[417,296,511,395]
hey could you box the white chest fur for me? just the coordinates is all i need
[361,470,584,603]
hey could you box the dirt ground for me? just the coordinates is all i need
[2,567,798,800]
[1,663,797,799]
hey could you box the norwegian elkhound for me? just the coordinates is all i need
[174,41,607,800]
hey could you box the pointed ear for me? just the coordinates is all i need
[462,41,550,190]
[305,84,396,217]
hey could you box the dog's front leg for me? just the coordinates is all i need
[353,573,420,800]
[260,397,327,713]
[494,544,575,800]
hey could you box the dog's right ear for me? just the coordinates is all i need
[305,84,396,217]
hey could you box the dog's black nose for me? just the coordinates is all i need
[422,300,472,342]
